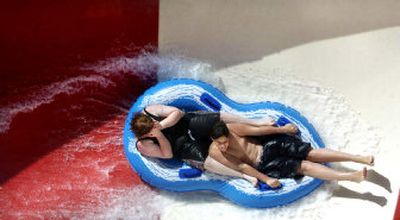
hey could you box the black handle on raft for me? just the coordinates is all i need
[200,93,221,111]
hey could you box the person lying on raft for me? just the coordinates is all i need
[207,121,375,188]
[130,104,274,169]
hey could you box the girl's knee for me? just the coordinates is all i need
[306,148,315,157]
[299,160,313,172]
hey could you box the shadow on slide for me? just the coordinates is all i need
[332,167,391,207]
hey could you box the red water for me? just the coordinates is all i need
[0,0,159,218]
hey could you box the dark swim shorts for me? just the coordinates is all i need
[255,134,312,179]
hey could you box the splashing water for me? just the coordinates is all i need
[82,52,225,90]
[0,75,113,133]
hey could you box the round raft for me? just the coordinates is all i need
[123,79,325,208]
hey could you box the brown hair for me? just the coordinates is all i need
[211,121,230,139]
[130,113,154,137]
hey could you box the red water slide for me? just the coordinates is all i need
[0,0,159,218]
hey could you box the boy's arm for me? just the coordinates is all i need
[204,156,258,186]
[228,123,297,137]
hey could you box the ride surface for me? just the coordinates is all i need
[0,0,158,218]
[1,0,399,218]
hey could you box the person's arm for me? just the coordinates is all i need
[220,112,275,126]
[228,123,298,137]
[137,128,173,159]
[145,105,184,129]
[208,143,281,188]
[204,156,258,186]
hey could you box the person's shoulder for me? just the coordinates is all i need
[209,141,217,150]
[208,142,219,155]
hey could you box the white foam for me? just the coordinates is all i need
[82,52,225,91]
[80,52,155,81]
[2,52,189,134]
[0,75,112,133]
[82,186,162,220]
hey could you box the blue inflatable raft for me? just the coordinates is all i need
[123,79,325,208]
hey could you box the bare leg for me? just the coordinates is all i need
[220,112,275,126]
[298,160,367,182]
[307,148,374,166]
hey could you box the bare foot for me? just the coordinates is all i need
[350,167,368,183]
[359,155,374,166]
[366,155,374,166]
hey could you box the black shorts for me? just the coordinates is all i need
[256,134,312,179]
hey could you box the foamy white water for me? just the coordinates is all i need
[82,186,162,220]
[0,75,113,133]
[82,52,225,91]
[1,52,159,134]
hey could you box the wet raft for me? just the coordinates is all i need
[123,79,325,208]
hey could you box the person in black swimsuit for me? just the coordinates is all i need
[139,108,219,162]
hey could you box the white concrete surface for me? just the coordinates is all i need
[159,1,400,219]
